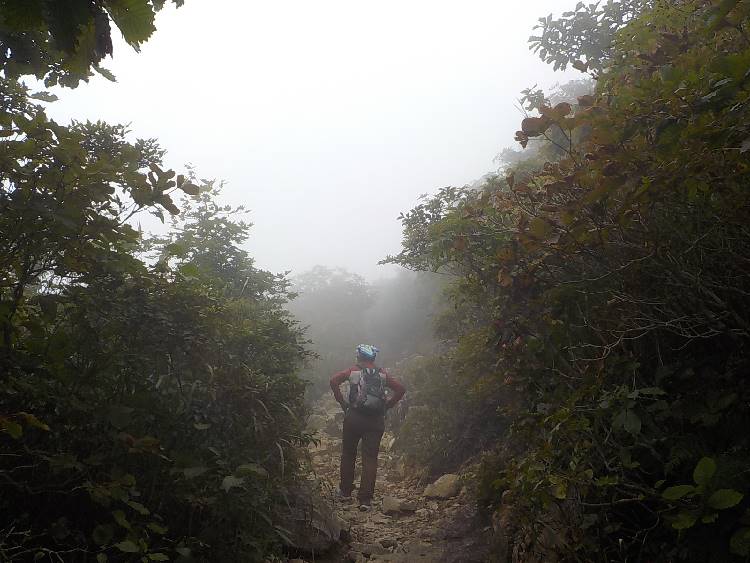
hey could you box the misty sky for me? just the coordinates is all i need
[44,0,576,280]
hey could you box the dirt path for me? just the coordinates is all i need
[296,397,493,563]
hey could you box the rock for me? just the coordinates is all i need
[381,495,403,514]
[382,495,418,514]
[401,540,436,557]
[423,474,461,499]
[345,552,368,563]
[349,541,390,556]
[380,538,398,549]
[400,499,418,512]
[276,482,347,554]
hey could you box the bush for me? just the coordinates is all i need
[0,79,310,561]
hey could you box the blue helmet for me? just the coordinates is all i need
[356,344,379,361]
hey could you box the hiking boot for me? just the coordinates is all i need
[358,502,371,512]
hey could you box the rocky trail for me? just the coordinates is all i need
[283,396,494,563]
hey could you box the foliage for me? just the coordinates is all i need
[388,0,750,559]
[0,78,309,561]
[0,0,184,87]
[529,0,650,74]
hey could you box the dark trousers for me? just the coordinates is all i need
[340,409,385,503]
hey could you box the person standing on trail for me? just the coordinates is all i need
[330,344,406,511]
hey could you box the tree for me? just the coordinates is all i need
[1,79,310,561]
[0,0,184,87]
[389,0,750,559]
[287,266,374,397]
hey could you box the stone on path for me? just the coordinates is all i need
[349,541,390,556]
[423,474,461,499]
[382,495,417,514]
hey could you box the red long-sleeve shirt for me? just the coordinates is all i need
[330,361,406,410]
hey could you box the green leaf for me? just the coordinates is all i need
[701,512,718,524]
[693,457,716,486]
[707,489,743,510]
[147,554,170,561]
[530,217,554,239]
[126,500,150,515]
[235,463,268,479]
[662,484,695,500]
[92,524,114,546]
[114,540,140,553]
[29,91,59,102]
[671,511,697,530]
[19,412,49,431]
[112,509,131,530]
[1,420,23,439]
[179,182,200,196]
[107,405,134,429]
[182,466,209,479]
[96,554,108,563]
[147,522,168,535]
[93,64,117,82]
[106,0,156,48]
[221,475,245,492]
[551,481,567,500]
[638,387,666,396]
[614,409,641,435]
[731,527,750,556]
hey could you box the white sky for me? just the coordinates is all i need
[45,0,576,280]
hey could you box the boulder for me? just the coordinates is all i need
[276,483,348,555]
[423,474,461,499]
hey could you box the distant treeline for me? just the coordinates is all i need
[286,266,444,399]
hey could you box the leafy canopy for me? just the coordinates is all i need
[0,0,185,87]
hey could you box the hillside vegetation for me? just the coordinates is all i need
[1,6,311,559]
[3,0,750,561]
[386,0,750,560]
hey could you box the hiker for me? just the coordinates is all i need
[330,344,406,510]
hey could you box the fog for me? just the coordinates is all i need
[43,0,575,280]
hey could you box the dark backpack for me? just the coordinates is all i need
[348,367,386,414]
